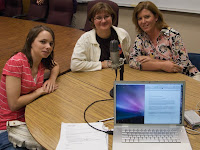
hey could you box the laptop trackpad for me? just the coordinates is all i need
[113,143,192,150]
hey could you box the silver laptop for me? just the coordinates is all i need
[112,81,192,150]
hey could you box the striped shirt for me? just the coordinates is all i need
[0,52,45,130]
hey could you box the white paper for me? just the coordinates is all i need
[56,122,108,150]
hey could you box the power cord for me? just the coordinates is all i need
[84,98,113,135]
[196,101,200,115]
[185,125,200,135]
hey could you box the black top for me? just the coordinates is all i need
[96,27,124,61]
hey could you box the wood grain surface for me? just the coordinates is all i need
[26,65,200,150]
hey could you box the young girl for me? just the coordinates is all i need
[0,25,59,149]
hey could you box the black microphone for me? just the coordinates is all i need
[110,40,119,70]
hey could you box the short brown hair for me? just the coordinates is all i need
[88,2,117,29]
[132,1,168,33]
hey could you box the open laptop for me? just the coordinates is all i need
[112,81,192,150]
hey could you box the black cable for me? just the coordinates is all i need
[185,124,200,135]
[114,69,117,81]
[84,98,113,135]
[186,131,200,135]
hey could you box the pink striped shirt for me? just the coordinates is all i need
[0,52,45,130]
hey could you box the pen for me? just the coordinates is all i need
[98,117,114,122]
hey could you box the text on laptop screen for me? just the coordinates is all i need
[116,83,183,124]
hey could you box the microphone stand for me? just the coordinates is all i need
[109,59,124,98]
[120,63,124,81]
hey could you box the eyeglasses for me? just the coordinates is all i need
[94,15,111,21]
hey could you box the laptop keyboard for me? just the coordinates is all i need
[122,128,181,143]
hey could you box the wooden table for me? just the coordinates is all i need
[25,65,200,150]
[26,75,112,149]
[0,16,84,75]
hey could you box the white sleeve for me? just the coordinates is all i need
[70,34,102,72]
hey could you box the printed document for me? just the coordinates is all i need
[56,122,108,150]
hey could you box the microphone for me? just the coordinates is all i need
[109,40,125,98]
[109,40,120,98]
[110,40,119,70]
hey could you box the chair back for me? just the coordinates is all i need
[4,0,23,17]
[27,0,48,20]
[46,0,74,26]
[83,0,119,32]
[188,53,200,70]
[73,0,77,13]
[0,0,5,11]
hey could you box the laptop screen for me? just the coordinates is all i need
[114,81,185,125]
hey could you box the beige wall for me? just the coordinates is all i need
[74,3,200,53]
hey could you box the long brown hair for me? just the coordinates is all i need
[21,25,56,70]
[132,1,168,33]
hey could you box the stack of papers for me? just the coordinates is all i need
[56,122,108,150]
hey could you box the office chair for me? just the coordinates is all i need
[26,0,48,20]
[83,0,119,32]
[73,0,77,13]
[0,0,5,15]
[188,53,200,70]
[46,0,74,26]
[4,0,23,17]
[15,0,48,21]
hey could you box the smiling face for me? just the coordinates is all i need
[31,30,54,60]
[93,10,112,33]
[137,9,158,35]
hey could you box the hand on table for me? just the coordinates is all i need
[161,61,183,73]
[42,79,58,94]
[101,60,112,69]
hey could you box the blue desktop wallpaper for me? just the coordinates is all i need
[116,85,145,123]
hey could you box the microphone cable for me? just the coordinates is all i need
[84,98,114,135]
[114,69,118,81]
